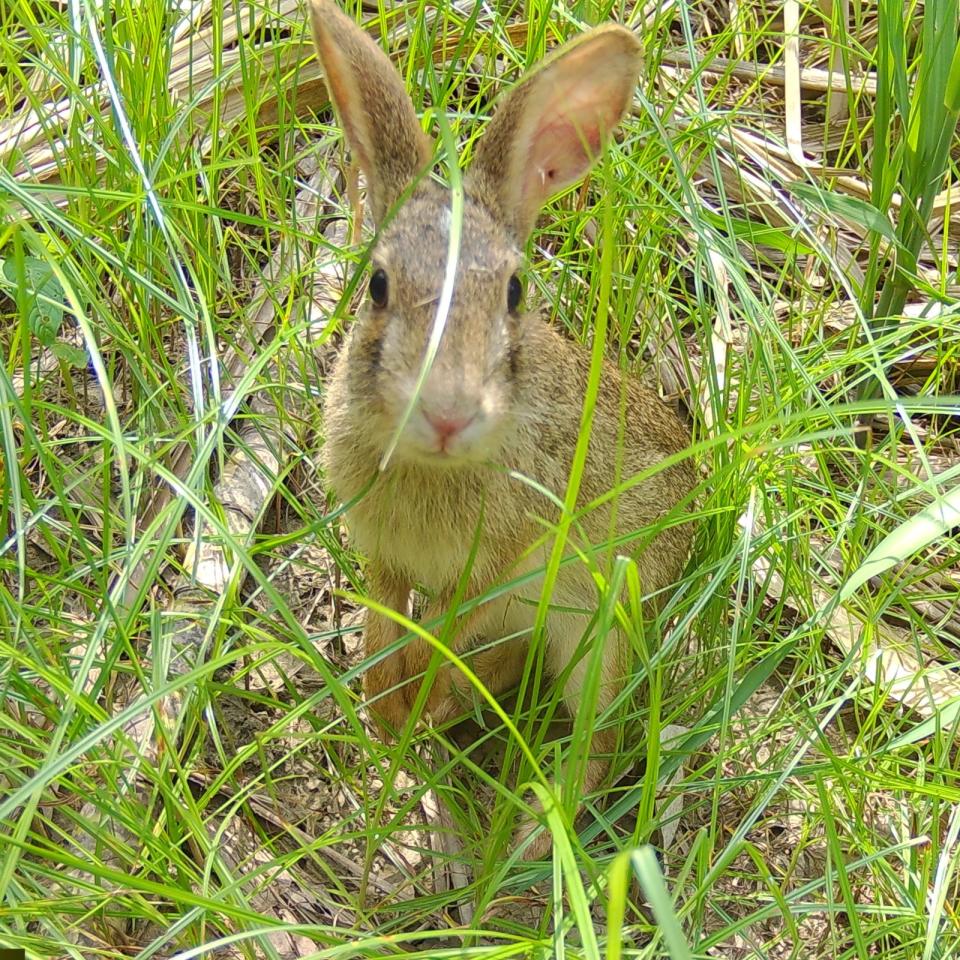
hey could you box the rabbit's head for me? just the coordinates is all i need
[310,1,642,466]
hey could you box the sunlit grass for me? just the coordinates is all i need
[1,0,959,957]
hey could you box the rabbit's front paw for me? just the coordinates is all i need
[362,658,414,740]
[363,636,439,738]
[422,665,461,721]
[512,812,551,861]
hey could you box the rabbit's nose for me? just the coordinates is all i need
[422,407,475,445]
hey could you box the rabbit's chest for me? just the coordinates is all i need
[347,469,514,590]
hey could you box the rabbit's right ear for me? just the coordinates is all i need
[468,25,642,244]
[309,0,432,225]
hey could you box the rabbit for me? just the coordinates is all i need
[310,0,696,860]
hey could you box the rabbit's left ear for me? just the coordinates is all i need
[467,25,642,244]
[309,0,433,225]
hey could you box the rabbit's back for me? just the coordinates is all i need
[510,320,694,595]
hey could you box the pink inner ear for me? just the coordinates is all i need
[494,30,640,238]
[526,92,615,194]
[530,117,603,184]
[316,34,371,173]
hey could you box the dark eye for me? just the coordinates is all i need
[369,268,388,308]
[507,273,522,313]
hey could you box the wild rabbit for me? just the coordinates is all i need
[310,0,696,859]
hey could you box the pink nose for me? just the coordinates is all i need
[422,408,474,444]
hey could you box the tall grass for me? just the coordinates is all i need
[1,0,959,957]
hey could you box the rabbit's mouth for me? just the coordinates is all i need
[389,401,504,466]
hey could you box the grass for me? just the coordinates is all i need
[1,0,960,956]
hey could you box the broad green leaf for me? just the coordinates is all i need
[530,782,600,959]
[631,846,693,959]
[606,852,631,960]
[788,182,897,243]
[0,255,66,345]
[887,696,960,750]
[840,482,960,602]
[50,340,89,368]
[701,210,815,256]
[945,36,960,110]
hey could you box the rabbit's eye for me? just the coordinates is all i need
[369,268,389,308]
[507,274,522,313]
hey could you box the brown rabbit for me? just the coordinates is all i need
[310,0,695,859]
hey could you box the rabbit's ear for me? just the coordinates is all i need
[468,25,642,243]
[309,0,432,225]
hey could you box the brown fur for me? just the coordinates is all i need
[310,0,696,859]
